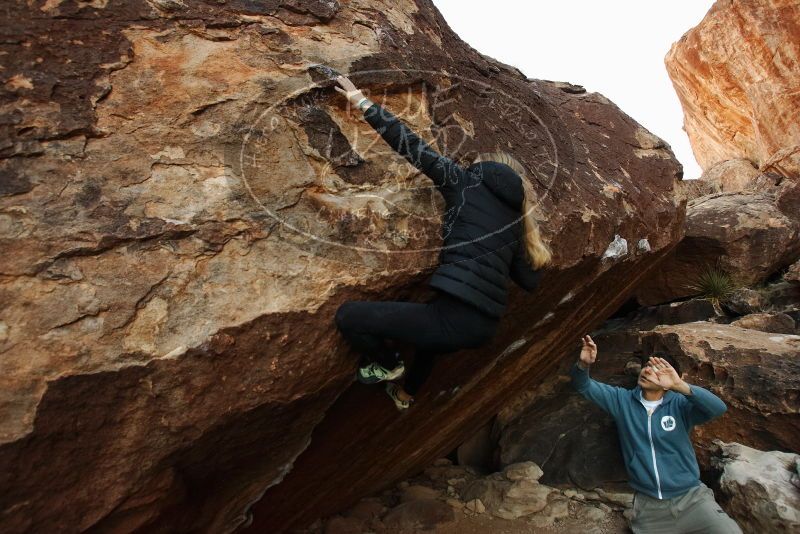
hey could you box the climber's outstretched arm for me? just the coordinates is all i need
[334,75,466,196]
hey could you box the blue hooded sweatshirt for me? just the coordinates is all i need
[570,363,727,499]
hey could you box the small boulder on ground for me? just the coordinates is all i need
[459,461,559,521]
[464,498,485,514]
[503,461,544,482]
[700,158,761,193]
[731,312,796,334]
[723,288,768,315]
[787,260,800,283]
[713,442,800,533]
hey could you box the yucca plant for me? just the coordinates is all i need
[687,266,738,305]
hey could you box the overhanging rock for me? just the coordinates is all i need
[0,1,683,532]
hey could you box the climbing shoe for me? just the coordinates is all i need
[385,383,413,411]
[356,360,405,384]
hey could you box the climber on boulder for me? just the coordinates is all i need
[571,335,742,533]
[332,73,551,411]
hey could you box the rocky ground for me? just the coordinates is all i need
[302,458,630,534]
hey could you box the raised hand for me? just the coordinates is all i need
[648,357,690,394]
[333,75,365,106]
[579,335,597,369]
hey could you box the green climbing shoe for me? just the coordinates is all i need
[356,361,405,384]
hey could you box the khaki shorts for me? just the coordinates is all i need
[630,483,742,534]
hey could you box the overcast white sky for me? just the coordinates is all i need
[432,0,715,179]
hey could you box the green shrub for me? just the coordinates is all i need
[688,266,738,304]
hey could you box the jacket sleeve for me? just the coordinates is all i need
[570,363,625,419]
[681,384,727,426]
[509,242,541,292]
[362,102,468,197]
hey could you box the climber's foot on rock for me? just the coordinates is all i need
[356,360,405,384]
[386,382,413,411]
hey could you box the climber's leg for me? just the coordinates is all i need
[399,293,498,396]
[334,300,412,369]
[402,350,437,396]
[335,291,497,389]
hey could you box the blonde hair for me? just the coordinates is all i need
[474,151,553,268]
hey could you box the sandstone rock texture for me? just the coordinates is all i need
[459,462,565,521]
[699,159,761,193]
[788,259,800,283]
[665,0,800,178]
[313,456,628,534]
[713,442,800,533]
[636,176,800,305]
[0,1,683,532]
[730,312,796,334]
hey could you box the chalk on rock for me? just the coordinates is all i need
[602,234,628,260]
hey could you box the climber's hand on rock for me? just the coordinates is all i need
[334,75,365,106]
[578,334,597,369]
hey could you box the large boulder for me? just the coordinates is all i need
[698,159,762,193]
[0,1,684,532]
[497,389,629,490]
[636,178,800,305]
[713,442,800,534]
[665,0,800,178]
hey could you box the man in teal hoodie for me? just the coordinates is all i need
[571,335,742,533]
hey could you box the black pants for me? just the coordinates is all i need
[334,290,499,395]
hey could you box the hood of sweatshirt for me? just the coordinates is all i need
[466,161,525,211]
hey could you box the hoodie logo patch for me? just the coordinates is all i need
[661,415,676,431]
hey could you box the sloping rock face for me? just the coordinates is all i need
[0,1,683,532]
[665,0,800,178]
[636,176,800,305]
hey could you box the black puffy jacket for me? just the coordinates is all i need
[362,102,542,318]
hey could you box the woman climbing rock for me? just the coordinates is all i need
[332,74,551,410]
